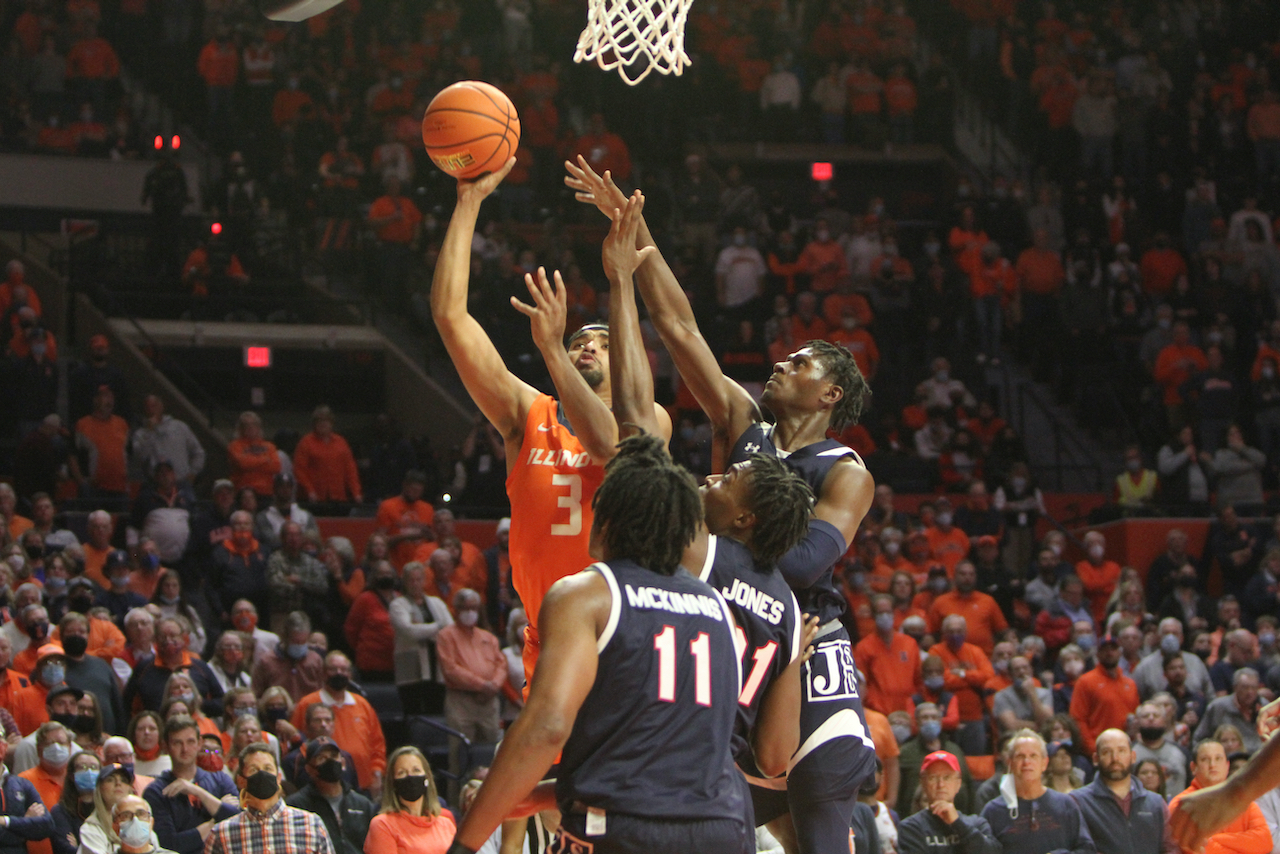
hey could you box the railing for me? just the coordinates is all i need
[1015,381,1106,492]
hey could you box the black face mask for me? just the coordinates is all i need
[393,774,427,802]
[50,712,77,728]
[72,713,96,734]
[315,758,344,783]
[1139,726,1166,743]
[244,769,280,800]
[68,596,94,614]
[25,545,42,560]
[326,674,350,692]
[62,635,89,658]
[27,623,49,641]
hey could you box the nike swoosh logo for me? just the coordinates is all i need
[537,424,552,432]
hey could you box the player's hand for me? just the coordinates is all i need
[1169,780,1252,853]
[602,191,656,283]
[456,157,517,206]
[512,266,568,353]
[798,615,821,663]
[1258,697,1280,740]
[565,155,628,218]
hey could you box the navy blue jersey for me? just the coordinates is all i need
[697,534,802,767]
[557,560,747,823]
[729,422,863,624]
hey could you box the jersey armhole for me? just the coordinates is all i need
[589,562,621,654]
[697,535,719,583]
[787,591,803,666]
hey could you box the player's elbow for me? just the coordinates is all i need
[529,710,575,749]
[751,727,798,779]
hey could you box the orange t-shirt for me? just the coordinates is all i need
[227,438,281,494]
[197,41,238,87]
[927,591,1009,655]
[11,682,51,736]
[866,707,901,803]
[1154,344,1207,405]
[884,76,917,116]
[854,631,922,714]
[293,432,362,502]
[1015,247,1065,295]
[1068,665,1139,755]
[1170,782,1272,854]
[1075,558,1121,623]
[376,496,435,568]
[928,640,993,722]
[66,37,119,78]
[367,195,421,244]
[75,413,130,492]
[507,395,604,635]
[925,526,971,574]
[827,328,879,379]
[1139,248,1188,296]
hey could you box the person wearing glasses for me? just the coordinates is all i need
[110,794,172,854]
[79,763,161,854]
[980,729,1096,854]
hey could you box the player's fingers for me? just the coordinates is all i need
[636,246,658,266]
[533,267,556,300]
[523,272,549,306]
[510,296,536,317]
[577,154,601,182]
[551,270,567,304]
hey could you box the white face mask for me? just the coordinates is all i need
[118,818,151,848]
[458,610,479,627]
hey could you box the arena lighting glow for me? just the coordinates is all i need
[442,493,452,503]
[153,136,163,150]
[245,346,272,368]
[811,162,833,182]
[210,222,223,235]
[171,135,181,150]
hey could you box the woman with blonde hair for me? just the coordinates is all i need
[75,762,159,854]
[257,685,300,744]
[227,411,281,498]
[364,746,454,854]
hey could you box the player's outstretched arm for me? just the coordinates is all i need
[1170,723,1280,852]
[512,266,619,464]
[451,571,611,851]
[603,191,670,440]
[567,157,759,442]
[777,459,875,588]
[752,614,820,777]
[431,158,538,440]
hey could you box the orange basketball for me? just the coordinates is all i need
[421,81,521,180]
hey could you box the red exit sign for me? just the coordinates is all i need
[245,346,272,368]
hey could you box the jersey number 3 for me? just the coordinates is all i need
[654,625,712,706]
[550,474,582,536]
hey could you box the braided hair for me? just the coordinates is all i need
[805,339,871,431]
[591,433,702,576]
[741,453,814,565]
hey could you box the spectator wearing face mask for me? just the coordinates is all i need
[95,551,148,628]
[284,737,375,854]
[895,703,976,818]
[928,562,1007,656]
[1069,637,1140,756]
[856,595,923,714]
[289,653,386,796]
[1114,445,1159,515]
[251,612,324,704]
[929,616,994,755]
[435,590,506,769]
[1075,532,1121,625]
[57,612,122,734]
[21,720,74,820]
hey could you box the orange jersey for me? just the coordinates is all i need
[506,394,606,633]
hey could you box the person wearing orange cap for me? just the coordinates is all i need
[898,750,1000,854]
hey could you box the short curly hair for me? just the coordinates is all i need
[804,339,871,431]
[591,433,702,576]
[741,453,814,565]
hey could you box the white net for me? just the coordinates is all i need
[574,0,695,86]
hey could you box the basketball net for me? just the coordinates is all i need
[574,0,694,86]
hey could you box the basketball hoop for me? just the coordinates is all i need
[574,0,694,86]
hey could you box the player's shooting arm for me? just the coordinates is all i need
[777,459,874,589]
[567,157,758,442]
[452,572,609,851]
[430,159,538,441]
[604,191,668,439]
[514,266,620,464]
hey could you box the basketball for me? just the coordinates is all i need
[421,81,521,180]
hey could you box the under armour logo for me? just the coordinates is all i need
[744,442,760,453]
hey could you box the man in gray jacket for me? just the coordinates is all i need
[1071,729,1177,854]
[132,395,205,484]
[899,751,1001,854]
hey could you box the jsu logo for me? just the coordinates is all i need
[805,638,861,703]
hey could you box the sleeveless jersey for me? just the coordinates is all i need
[558,560,746,823]
[506,394,606,631]
[697,534,802,767]
[729,422,862,624]
[729,422,876,765]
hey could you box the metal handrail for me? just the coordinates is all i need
[1015,382,1104,491]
